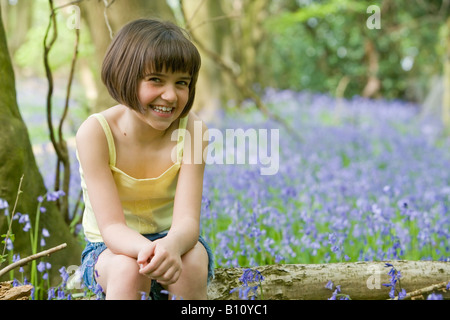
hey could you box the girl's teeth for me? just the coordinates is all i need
[152,106,173,113]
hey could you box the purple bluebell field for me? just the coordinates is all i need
[199,90,450,268]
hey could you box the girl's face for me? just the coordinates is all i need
[136,69,191,131]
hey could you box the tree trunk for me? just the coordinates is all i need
[0,4,81,283]
[362,39,381,98]
[443,17,450,133]
[207,261,450,300]
[238,0,269,91]
[181,0,230,122]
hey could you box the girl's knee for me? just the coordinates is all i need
[97,251,142,284]
[111,254,140,275]
[97,252,151,298]
[181,242,209,282]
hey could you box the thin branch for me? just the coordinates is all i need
[189,13,241,32]
[103,0,116,9]
[390,281,450,300]
[59,27,80,223]
[0,175,24,260]
[43,0,61,160]
[102,0,114,39]
[43,0,82,220]
[187,0,207,26]
[0,243,67,278]
[54,0,84,11]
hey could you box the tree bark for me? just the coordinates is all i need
[443,16,450,133]
[181,0,230,122]
[207,261,450,300]
[0,4,81,283]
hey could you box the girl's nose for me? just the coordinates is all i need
[161,85,177,103]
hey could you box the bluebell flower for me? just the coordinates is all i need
[57,287,65,300]
[325,280,334,290]
[5,238,13,251]
[59,266,69,284]
[17,213,31,232]
[47,288,55,300]
[37,261,46,272]
[426,293,443,300]
[47,190,65,202]
[92,283,104,300]
[140,291,148,300]
[23,221,31,232]
[18,213,29,224]
[398,288,407,300]
[42,228,50,237]
[230,268,264,300]
[0,198,8,210]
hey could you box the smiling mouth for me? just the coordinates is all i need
[150,105,174,114]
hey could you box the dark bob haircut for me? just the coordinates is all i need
[101,19,201,118]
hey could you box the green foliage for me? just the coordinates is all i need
[261,0,448,101]
[12,0,93,76]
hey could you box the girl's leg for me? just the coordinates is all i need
[167,241,209,299]
[94,248,152,300]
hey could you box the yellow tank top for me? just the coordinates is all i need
[78,113,188,243]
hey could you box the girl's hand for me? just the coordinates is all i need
[137,238,182,285]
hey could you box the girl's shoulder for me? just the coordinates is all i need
[75,105,123,156]
[77,105,123,136]
[185,111,208,134]
[182,112,209,164]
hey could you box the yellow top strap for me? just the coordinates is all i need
[90,113,117,166]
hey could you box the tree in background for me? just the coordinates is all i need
[0,3,81,283]
[262,0,449,104]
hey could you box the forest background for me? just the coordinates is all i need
[0,0,449,297]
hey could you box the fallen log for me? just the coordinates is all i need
[207,260,450,300]
[0,281,33,300]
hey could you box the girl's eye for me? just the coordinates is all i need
[177,81,189,86]
[148,77,161,83]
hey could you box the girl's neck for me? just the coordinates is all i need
[122,107,170,145]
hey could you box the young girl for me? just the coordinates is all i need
[76,19,213,300]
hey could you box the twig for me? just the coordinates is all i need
[44,0,81,220]
[0,243,67,278]
[102,0,114,39]
[1,175,24,260]
[390,281,449,300]
[58,26,80,223]
[53,0,84,11]
[186,0,206,25]
[189,14,241,32]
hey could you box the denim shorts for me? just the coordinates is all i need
[80,232,214,300]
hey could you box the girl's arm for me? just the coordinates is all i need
[76,116,151,258]
[138,113,208,281]
[168,113,209,254]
